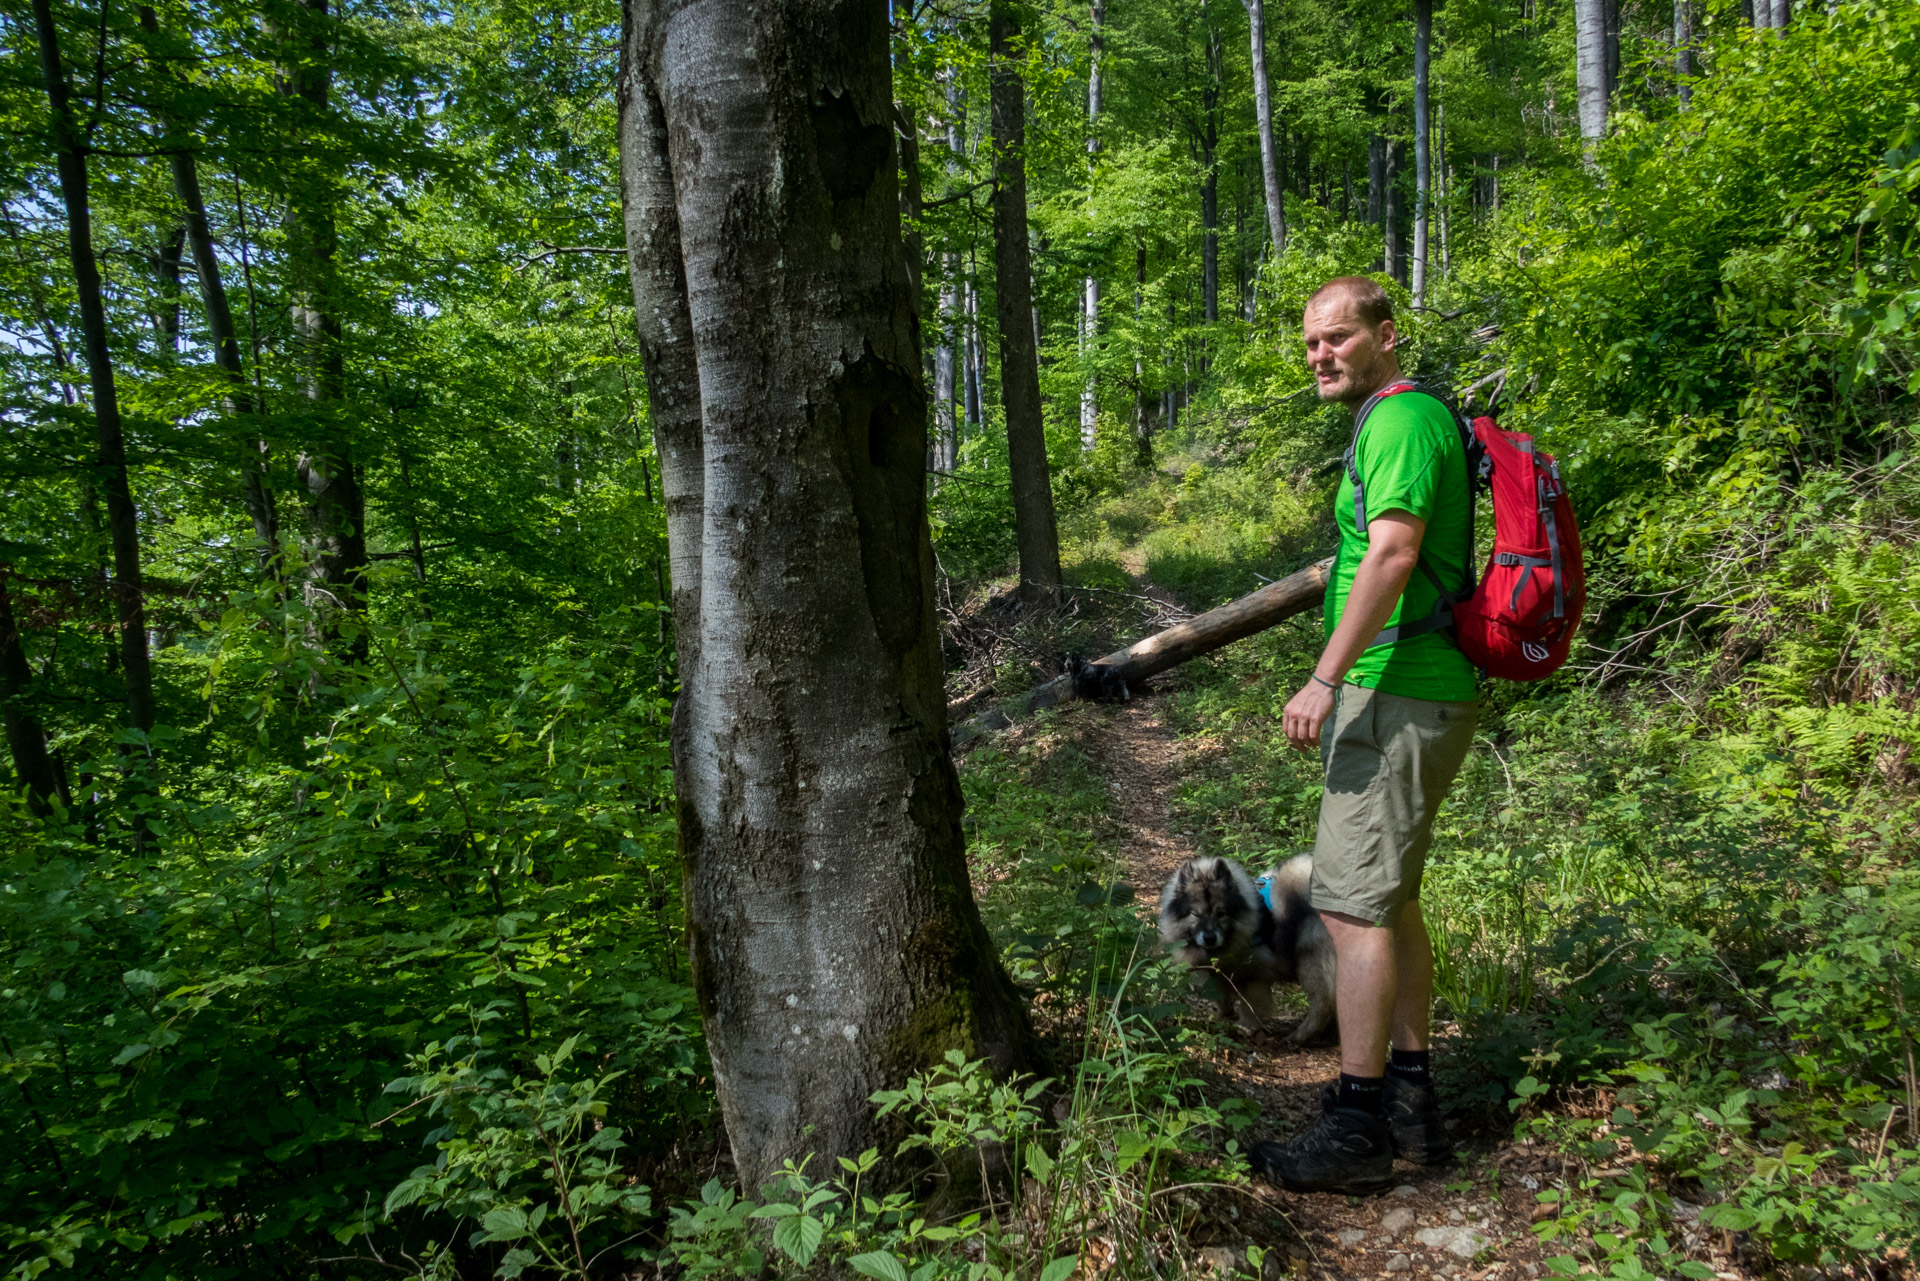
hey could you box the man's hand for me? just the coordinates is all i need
[1283,678,1338,750]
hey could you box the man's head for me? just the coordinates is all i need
[1302,276,1400,409]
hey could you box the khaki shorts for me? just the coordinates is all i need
[1310,682,1478,925]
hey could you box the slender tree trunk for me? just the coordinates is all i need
[934,269,958,472]
[1674,0,1694,103]
[33,0,154,736]
[140,6,280,571]
[1132,244,1151,467]
[155,227,184,351]
[0,581,62,815]
[932,71,960,474]
[1243,0,1288,256]
[1385,140,1404,285]
[1367,131,1386,269]
[282,0,366,638]
[1200,22,1221,325]
[1576,0,1610,150]
[1079,0,1104,453]
[1603,0,1621,97]
[620,0,1036,1191]
[892,0,924,313]
[1412,0,1432,303]
[964,281,982,429]
[988,0,1063,604]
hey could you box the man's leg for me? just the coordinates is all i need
[1390,899,1433,1052]
[1322,909,1394,1077]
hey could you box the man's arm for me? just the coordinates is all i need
[1282,510,1425,749]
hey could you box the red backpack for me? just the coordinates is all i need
[1345,382,1586,682]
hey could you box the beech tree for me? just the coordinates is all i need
[619,0,1036,1190]
[987,0,1064,604]
[1576,0,1610,149]
[1243,0,1286,258]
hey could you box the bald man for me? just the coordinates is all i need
[1251,277,1477,1194]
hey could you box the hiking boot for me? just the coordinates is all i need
[1383,1073,1453,1166]
[1249,1098,1394,1194]
[1318,1079,1455,1166]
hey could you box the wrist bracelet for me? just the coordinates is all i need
[1310,674,1339,692]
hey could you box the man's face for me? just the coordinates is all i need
[1303,297,1398,408]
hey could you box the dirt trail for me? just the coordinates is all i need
[1058,694,1561,1281]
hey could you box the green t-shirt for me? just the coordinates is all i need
[1324,390,1477,702]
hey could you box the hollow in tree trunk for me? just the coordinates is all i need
[619,0,1038,1192]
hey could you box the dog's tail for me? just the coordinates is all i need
[1272,853,1313,909]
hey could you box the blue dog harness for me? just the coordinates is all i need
[1254,873,1276,912]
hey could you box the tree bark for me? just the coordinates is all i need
[0,580,62,815]
[1385,139,1404,285]
[282,0,366,636]
[1603,0,1621,98]
[621,0,1037,1192]
[1576,0,1609,150]
[1243,0,1287,257]
[988,1,1063,605]
[32,0,155,737]
[139,6,280,573]
[1412,0,1432,303]
[1674,0,1694,104]
[1079,0,1104,453]
[1367,131,1386,270]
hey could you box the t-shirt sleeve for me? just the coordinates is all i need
[1357,397,1448,524]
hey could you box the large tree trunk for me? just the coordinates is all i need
[1243,0,1287,257]
[988,1,1063,605]
[620,0,1037,1193]
[1079,0,1104,453]
[32,0,155,737]
[139,6,280,573]
[282,0,366,636]
[1412,0,1432,303]
[1576,0,1609,151]
[0,581,63,815]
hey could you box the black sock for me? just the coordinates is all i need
[1337,1072,1386,1114]
[1387,1049,1432,1086]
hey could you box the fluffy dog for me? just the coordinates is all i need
[1157,853,1336,1043]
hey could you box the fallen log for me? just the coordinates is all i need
[953,556,1333,743]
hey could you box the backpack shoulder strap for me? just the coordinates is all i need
[1344,381,1481,650]
[1342,380,1418,536]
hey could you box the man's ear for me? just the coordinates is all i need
[1377,318,1399,351]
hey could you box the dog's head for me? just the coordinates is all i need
[1158,857,1256,958]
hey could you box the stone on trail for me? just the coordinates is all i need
[1385,1254,1413,1273]
[1414,1227,1491,1259]
[1380,1207,1416,1236]
[1199,1245,1241,1273]
[1338,1229,1367,1247]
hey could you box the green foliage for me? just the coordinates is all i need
[381,1036,654,1279]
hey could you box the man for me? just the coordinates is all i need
[1251,276,1477,1194]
